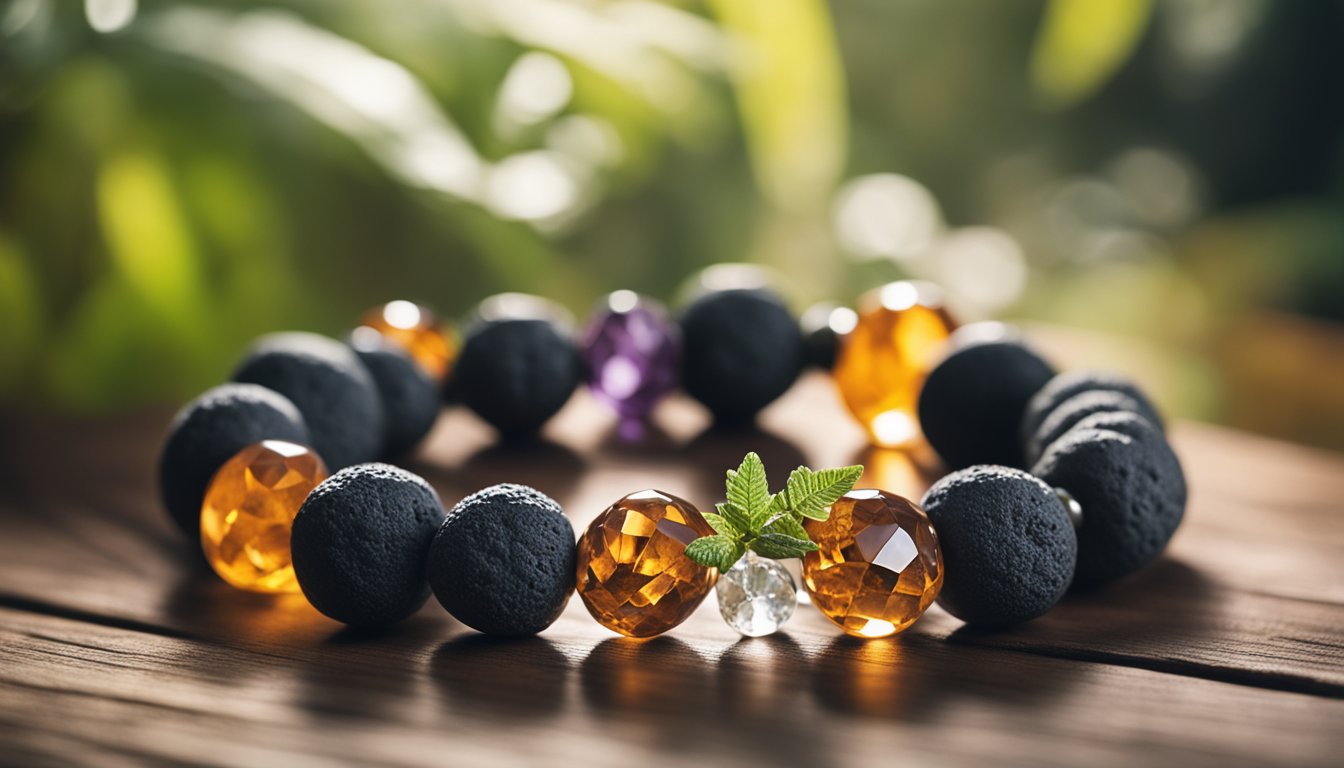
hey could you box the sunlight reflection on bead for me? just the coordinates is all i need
[870,411,917,448]
[358,301,456,381]
[382,300,422,330]
[607,289,640,314]
[200,440,327,594]
[829,306,858,335]
[857,619,897,638]
[833,281,956,448]
[581,292,679,431]
[575,490,717,637]
[802,490,943,638]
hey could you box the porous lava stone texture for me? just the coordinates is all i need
[158,383,310,540]
[351,341,440,458]
[427,483,576,636]
[1065,410,1159,444]
[452,319,581,438]
[679,289,804,423]
[1032,418,1186,589]
[1020,370,1164,444]
[1024,390,1150,467]
[922,466,1077,627]
[291,463,445,627]
[232,332,385,470]
[917,338,1055,469]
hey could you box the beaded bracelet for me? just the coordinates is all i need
[158,271,1187,642]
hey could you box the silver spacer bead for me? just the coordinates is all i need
[1054,487,1083,529]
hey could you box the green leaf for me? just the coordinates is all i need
[750,533,818,560]
[701,512,739,539]
[751,491,781,530]
[705,452,864,567]
[725,540,748,572]
[781,464,863,520]
[763,513,809,541]
[715,502,752,534]
[725,452,770,523]
[685,535,740,571]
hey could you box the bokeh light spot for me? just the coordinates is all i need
[497,52,573,128]
[85,0,135,33]
[936,227,1028,315]
[833,174,941,262]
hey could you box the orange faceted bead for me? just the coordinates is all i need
[833,281,956,448]
[358,300,456,382]
[576,490,718,638]
[802,489,943,638]
[200,440,328,593]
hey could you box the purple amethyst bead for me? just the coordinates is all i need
[581,291,680,435]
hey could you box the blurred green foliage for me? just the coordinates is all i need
[1030,0,1152,109]
[4,0,844,408]
[2,0,1343,448]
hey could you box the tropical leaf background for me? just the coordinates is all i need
[2,0,1343,448]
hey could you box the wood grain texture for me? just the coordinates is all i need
[1,373,1342,767]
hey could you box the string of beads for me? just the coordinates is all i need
[159,273,1186,639]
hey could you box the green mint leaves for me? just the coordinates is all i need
[684,452,863,572]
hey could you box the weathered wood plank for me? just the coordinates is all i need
[2,606,1341,767]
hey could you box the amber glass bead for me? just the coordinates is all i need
[802,489,943,638]
[576,490,718,638]
[200,440,328,593]
[833,281,956,448]
[358,300,456,381]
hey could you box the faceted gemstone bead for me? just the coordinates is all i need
[833,281,956,448]
[576,490,717,637]
[201,440,328,593]
[802,489,943,638]
[716,551,797,637]
[581,291,679,438]
[358,300,456,382]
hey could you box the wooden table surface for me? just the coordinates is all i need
[1,373,1342,767]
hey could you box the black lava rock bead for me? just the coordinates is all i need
[232,332,385,470]
[427,484,576,636]
[917,332,1056,469]
[1024,390,1151,467]
[922,466,1077,627]
[158,383,310,539]
[452,319,582,438]
[1032,417,1186,589]
[348,331,441,458]
[799,302,845,371]
[291,463,445,627]
[1066,410,1159,444]
[1020,370,1163,444]
[679,288,805,423]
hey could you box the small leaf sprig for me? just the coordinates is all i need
[684,452,863,572]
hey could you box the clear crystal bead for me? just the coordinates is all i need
[716,551,797,637]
